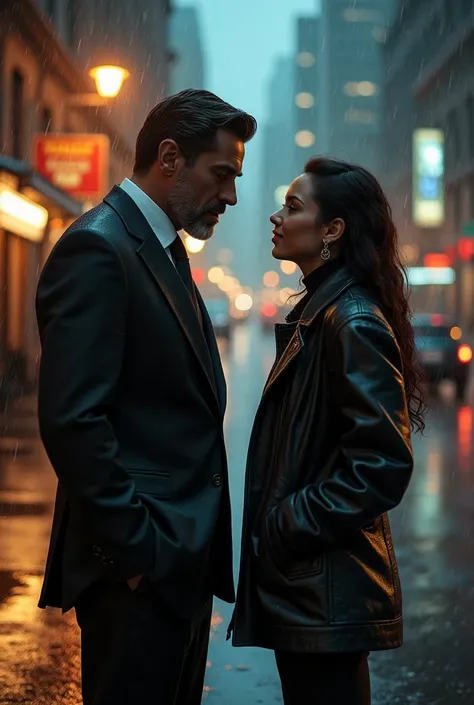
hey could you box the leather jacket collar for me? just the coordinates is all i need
[297,265,357,328]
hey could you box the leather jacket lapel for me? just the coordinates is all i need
[263,268,357,397]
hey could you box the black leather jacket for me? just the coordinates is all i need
[231,266,413,653]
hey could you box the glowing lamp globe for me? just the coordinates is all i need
[89,65,130,98]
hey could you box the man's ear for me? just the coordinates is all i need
[158,139,180,176]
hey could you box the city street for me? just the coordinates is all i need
[0,322,473,704]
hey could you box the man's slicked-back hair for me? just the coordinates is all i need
[134,89,257,173]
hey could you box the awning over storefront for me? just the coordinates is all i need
[0,155,83,220]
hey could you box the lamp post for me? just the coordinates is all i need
[64,64,130,106]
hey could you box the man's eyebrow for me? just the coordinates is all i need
[215,164,243,177]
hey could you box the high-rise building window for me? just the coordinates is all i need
[466,95,474,158]
[373,27,387,43]
[295,130,315,148]
[11,69,24,159]
[296,52,315,68]
[40,107,53,134]
[345,108,378,125]
[295,92,315,109]
[344,81,378,97]
[343,8,381,22]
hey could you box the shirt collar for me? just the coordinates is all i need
[119,178,177,250]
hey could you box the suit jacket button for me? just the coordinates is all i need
[212,474,222,488]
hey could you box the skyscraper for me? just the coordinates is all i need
[317,0,395,175]
[169,6,205,94]
[259,56,297,282]
[294,17,320,168]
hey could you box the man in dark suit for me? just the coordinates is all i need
[36,89,257,705]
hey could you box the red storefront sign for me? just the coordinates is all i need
[32,133,110,202]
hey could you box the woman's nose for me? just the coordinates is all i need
[270,212,282,225]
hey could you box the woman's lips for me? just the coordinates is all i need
[272,230,283,244]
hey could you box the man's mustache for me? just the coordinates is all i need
[205,204,226,216]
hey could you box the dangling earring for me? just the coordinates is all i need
[320,241,331,261]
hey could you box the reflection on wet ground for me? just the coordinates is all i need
[370,401,474,704]
[0,325,473,703]
[0,572,81,704]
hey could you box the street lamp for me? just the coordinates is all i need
[89,65,130,98]
[64,64,130,106]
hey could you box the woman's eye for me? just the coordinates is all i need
[283,203,296,212]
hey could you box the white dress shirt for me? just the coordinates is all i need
[119,178,177,263]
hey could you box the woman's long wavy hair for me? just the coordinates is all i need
[304,156,426,433]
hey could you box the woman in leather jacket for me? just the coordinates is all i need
[229,157,426,704]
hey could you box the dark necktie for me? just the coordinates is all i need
[169,236,203,327]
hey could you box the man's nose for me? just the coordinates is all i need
[219,183,238,207]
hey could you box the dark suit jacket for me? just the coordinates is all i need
[36,186,234,618]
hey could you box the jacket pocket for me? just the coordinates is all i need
[128,470,171,499]
[263,510,323,581]
[285,555,323,581]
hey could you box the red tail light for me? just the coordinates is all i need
[261,302,277,318]
[458,344,473,364]
[430,314,445,326]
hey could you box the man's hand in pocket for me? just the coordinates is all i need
[127,574,144,592]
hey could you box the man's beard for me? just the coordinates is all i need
[167,174,217,241]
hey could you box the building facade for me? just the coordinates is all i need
[294,17,320,168]
[317,0,394,175]
[0,0,171,402]
[381,0,474,327]
[35,0,171,146]
[259,56,298,291]
[169,6,205,94]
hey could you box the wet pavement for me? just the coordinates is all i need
[0,322,473,703]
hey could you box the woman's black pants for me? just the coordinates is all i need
[275,650,371,705]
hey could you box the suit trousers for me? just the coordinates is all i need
[275,650,371,705]
[75,578,213,705]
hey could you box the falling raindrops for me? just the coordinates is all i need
[0,1,473,703]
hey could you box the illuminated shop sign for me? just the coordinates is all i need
[412,129,444,227]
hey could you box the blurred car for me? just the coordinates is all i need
[203,296,231,340]
[413,313,472,400]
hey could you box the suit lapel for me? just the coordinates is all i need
[103,187,220,415]
[137,234,218,400]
